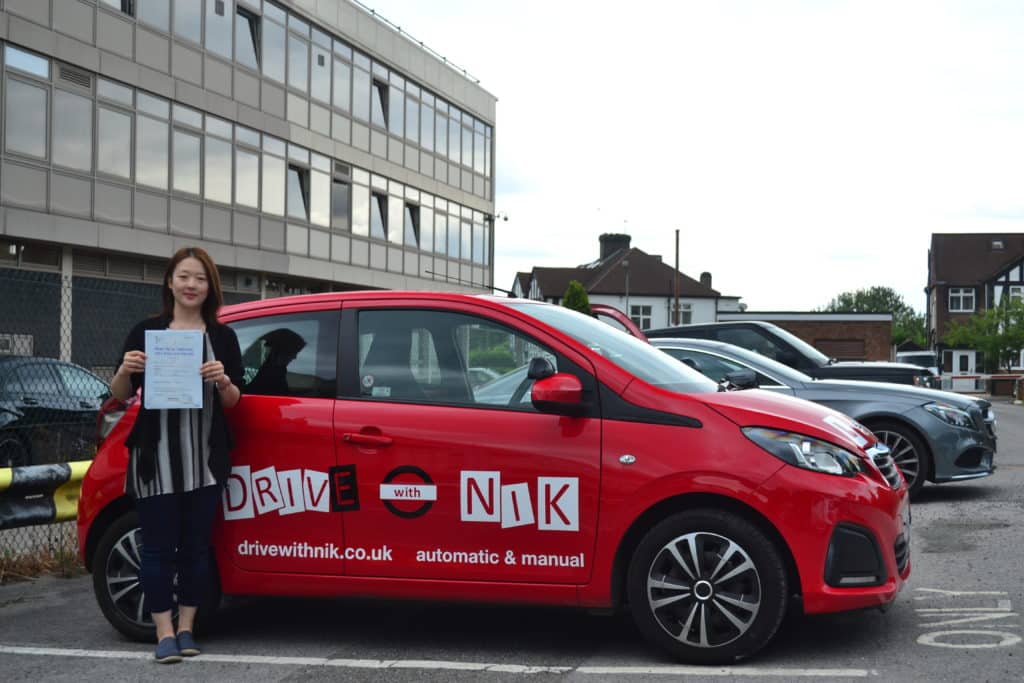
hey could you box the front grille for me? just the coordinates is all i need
[867,444,902,489]
[894,533,909,572]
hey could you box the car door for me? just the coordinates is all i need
[335,301,601,584]
[219,303,345,575]
[11,362,69,464]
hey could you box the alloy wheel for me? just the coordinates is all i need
[645,531,762,648]
[873,429,921,490]
[102,527,154,631]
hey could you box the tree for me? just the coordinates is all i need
[943,298,1024,372]
[822,286,925,348]
[562,280,592,316]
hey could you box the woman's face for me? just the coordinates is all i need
[169,256,209,312]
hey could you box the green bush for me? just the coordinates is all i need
[468,346,516,373]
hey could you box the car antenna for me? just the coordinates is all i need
[424,270,515,296]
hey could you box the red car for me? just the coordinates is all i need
[78,293,910,664]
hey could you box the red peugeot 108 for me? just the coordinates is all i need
[79,292,910,664]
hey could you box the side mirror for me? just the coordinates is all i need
[527,356,557,380]
[531,373,585,416]
[722,370,758,391]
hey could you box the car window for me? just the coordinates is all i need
[55,364,109,400]
[15,364,61,394]
[660,348,783,387]
[716,328,790,362]
[230,310,339,398]
[508,302,717,394]
[0,370,21,394]
[355,308,560,410]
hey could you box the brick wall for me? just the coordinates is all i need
[771,320,893,361]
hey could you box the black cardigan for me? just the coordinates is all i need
[120,315,244,486]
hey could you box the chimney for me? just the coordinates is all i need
[700,272,712,289]
[599,233,631,260]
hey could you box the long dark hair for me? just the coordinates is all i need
[160,246,224,328]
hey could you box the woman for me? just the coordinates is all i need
[109,247,242,664]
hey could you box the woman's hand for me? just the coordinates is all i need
[117,350,146,377]
[200,360,228,389]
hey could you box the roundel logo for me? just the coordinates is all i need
[379,466,437,519]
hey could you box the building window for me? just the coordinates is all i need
[287,165,310,221]
[97,107,132,178]
[173,130,201,195]
[4,79,48,160]
[352,66,371,122]
[370,192,388,240]
[235,147,260,209]
[631,305,652,330]
[461,220,472,261]
[447,215,460,258]
[333,58,351,112]
[405,96,419,145]
[949,287,975,313]
[204,135,233,204]
[352,182,370,236]
[236,7,261,69]
[261,138,286,216]
[262,11,286,82]
[311,46,331,103]
[100,0,135,16]
[5,46,50,79]
[371,80,388,129]
[1010,286,1023,304]
[136,114,169,190]
[472,221,484,263]
[205,0,234,59]
[137,0,169,31]
[382,86,403,139]
[434,212,447,255]
[420,204,433,253]
[404,204,420,247]
[53,90,93,172]
[332,179,350,231]
[310,168,330,227]
[288,33,309,93]
[174,0,202,43]
[680,303,693,324]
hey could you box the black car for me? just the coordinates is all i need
[644,321,935,386]
[0,356,110,467]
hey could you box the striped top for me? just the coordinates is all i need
[125,334,219,499]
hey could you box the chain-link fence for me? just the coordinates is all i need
[1,267,260,567]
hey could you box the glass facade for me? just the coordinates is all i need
[0,1,494,286]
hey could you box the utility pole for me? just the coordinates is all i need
[673,229,680,325]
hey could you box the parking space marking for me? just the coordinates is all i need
[0,645,876,677]
[915,588,1022,649]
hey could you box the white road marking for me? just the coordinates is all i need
[916,631,1022,649]
[915,589,1007,599]
[0,645,874,676]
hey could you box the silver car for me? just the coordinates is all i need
[651,338,997,497]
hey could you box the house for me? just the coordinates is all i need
[926,233,1024,373]
[511,234,743,330]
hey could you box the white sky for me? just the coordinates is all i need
[364,0,1024,312]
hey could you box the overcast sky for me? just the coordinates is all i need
[365,0,1024,312]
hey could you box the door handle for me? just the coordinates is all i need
[21,398,39,405]
[341,432,393,447]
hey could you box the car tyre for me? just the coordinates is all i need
[868,421,929,498]
[92,511,221,642]
[626,509,787,664]
[0,433,30,467]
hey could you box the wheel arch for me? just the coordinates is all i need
[857,414,934,482]
[609,492,801,610]
[83,495,134,572]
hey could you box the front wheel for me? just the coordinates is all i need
[91,511,221,642]
[0,433,30,467]
[869,421,929,498]
[626,509,788,664]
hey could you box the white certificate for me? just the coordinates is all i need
[144,330,204,410]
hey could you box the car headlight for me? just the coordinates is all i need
[924,402,975,429]
[742,427,867,477]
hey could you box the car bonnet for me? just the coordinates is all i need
[697,388,876,454]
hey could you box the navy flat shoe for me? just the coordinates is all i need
[154,636,182,664]
[176,630,200,657]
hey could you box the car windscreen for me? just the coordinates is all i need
[761,324,832,366]
[506,302,719,394]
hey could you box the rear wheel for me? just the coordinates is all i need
[869,421,929,497]
[626,509,788,664]
[0,433,30,467]
[92,511,221,642]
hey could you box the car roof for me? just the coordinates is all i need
[221,291,530,317]
[645,320,776,335]
[649,337,738,351]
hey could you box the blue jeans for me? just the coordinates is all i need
[135,485,221,615]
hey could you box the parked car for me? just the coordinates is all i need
[651,337,996,496]
[0,356,110,467]
[645,321,935,386]
[896,350,940,377]
[79,292,909,664]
